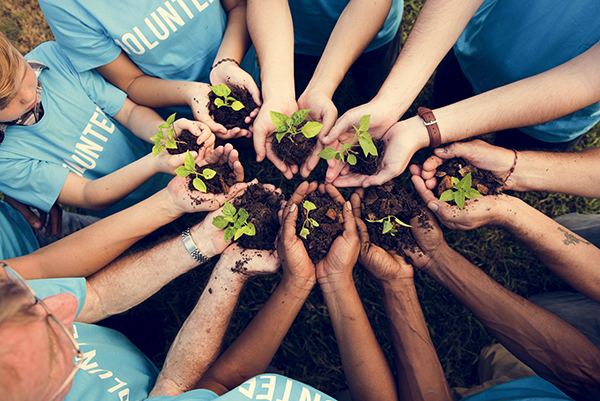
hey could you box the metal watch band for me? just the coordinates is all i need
[417,107,442,148]
[181,227,209,264]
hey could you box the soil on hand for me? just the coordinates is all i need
[208,85,257,130]
[188,162,239,194]
[233,183,284,250]
[167,129,204,154]
[435,157,504,201]
[271,128,318,167]
[296,191,344,264]
[362,181,427,257]
[348,138,385,176]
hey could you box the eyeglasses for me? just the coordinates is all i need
[1,262,84,401]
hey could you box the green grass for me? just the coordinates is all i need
[2,0,600,395]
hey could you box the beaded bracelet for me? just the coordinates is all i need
[210,57,240,71]
[504,149,518,183]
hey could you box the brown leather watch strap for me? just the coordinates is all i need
[417,107,442,148]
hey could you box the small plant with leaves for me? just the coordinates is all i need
[438,172,483,209]
[151,113,184,156]
[299,200,320,239]
[270,109,323,143]
[211,84,244,111]
[174,151,216,193]
[212,201,256,242]
[366,215,412,236]
[318,114,377,165]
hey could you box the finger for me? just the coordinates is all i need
[331,173,367,188]
[288,181,310,206]
[266,145,294,179]
[324,157,346,184]
[322,116,351,145]
[421,155,444,180]
[196,113,227,136]
[341,201,358,238]
[199,145,225,166]
[300,141,324,178]
[253,124,268,162]
[411,175,441,208]
[282,202,299,242]
[323,184,346,204]
[350,192,362,219]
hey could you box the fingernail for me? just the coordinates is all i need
[290,203,297,212]
[346,201,351,211]
[428,202,438,212]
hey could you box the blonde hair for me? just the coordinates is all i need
[0,31,22,111]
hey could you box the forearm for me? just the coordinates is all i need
[304,0,392,98]
[79,220,217,323]
[320,276,397,401]
[127,76,202,110]
[498,197,600,303]
[247,0,295,101]
[214,1,251,66]
[434,43,600,145]
[376,0,483,116]
[58,155,157,211]
[378,279,451,401]
[196,275,313,395]
[425,245,600,399]
[6,189,183,280]
[150,255,250,397]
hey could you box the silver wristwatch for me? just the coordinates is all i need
[181,227,209,264]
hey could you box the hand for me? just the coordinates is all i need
[197,143,244,182]
[4,196,63,238]
[166,176,249,214]
[216,242,280,281]
[418,140,517,191]
[350,191,414,284]
[210,61,261,139]
[297,89,338,178]
[329,118,428,187]
[185,82,229,136]
[400,208,448,274]
[173,118,216,153]
[410,167,514,231]
[250,98,299,179]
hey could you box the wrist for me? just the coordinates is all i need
[394,116,431,151]
[378,276,415,292]
[280,274,315,299]
[189,223,220,259]
[318,272,355,295]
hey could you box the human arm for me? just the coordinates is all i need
[3,195,63,238]
[246,0,299,178]
[404,208,600,400]
[297,0,394,177]
[350,191,452,401]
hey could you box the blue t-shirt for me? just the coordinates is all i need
[289,0,403,56]
[463,377,572,400]
[0,42,171,217]
[0,201,39,260]
[454,0,600,143]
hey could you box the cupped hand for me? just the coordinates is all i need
[167,176,249,214]
[186,82,229,137]
[250,98,299,179]
[217,243,280,279]
[197,143,244,182]
[350,191,413,284]
[173,118,216,152]
[400,206,449,273]
[4,196,63,238]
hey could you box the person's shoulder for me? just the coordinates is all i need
[26,41,79,76]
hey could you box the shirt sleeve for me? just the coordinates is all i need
[28,277,88,317]
[77,68,128,118]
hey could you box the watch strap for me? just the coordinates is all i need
[182,227,209,264]
[417,107,442,148]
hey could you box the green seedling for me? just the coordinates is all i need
[318,114,377,165]
[174,151,217,193]
[438,172,483,209]
[212,201,256,242]
[270,109,323,143]
[211,84,244,111]
[366,215,412,236]
[151,113,185,156]
[299,200,320,239]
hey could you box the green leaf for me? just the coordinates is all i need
[269,111,289,129]
[341,143,352,152]
[214,98,225,108]
[392,216,412,228]
[439,189,455,202]
[451,177,460,186]
[309,218,319,227]
[165,137,177,149]
[211,84,231,98]
[382,220,393,234]
[301,121,322,138]
[223,202,237,218]
[291,109,310,126]
[158,122,170,130]
[231,100,244,111]
[193,177,207,193]
[150,132,163,142]
[366,218,384,223]
[233,219,242,230]
[276,132,286,143]
[359,136,378,158]
[237,208,249,224]
[303,200,316,211]
[347,154,357,165]
[202,168,217,179]
[358,114,370,133]
[212,215,229,229]
[244,222,256,236]
[318,148,337,160]
[175,166,190,178]
[454,191,466,209]
[457,173,473,191]
[224,227,236,241]
[234,228,244,241]
[166,113,177,126]
[299,227,310,239]
[465,188,483,199]
[152,143,164,157]
[184,151,196,170]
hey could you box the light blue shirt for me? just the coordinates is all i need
[0,201,39,260]
[463,377,572,400]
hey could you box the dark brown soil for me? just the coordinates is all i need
[296,191,344,264]
[167,129,204,154]
[208,85,258,130]
[232,183,284,250]
[435,157,504,201]
[348,138,385,176]
[362,181,426,257]
[271,128,318,167]
[187,162,239,194]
